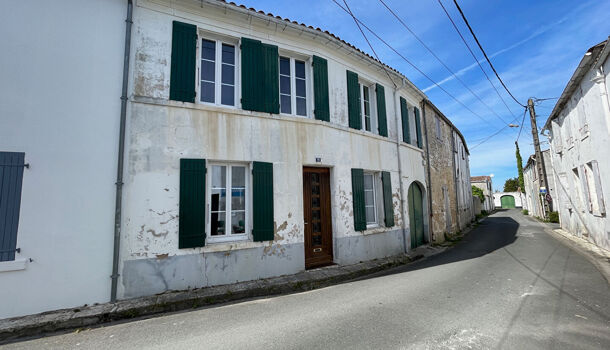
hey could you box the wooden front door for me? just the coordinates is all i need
[303,167,333,269]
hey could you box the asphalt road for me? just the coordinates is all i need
[4,209,609,349]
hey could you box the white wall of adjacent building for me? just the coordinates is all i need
[0,0,125,318]
[545,41,610,250]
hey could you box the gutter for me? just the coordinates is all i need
[111,0,133,302]
[450,129,460,232]
[421,100,434,242]
[394,79,409,253]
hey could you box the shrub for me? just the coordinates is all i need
[549,211,559,223]
[522,209,529,215]
[481,210,488,216]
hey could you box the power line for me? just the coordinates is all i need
[515,106,529,143]
[451,0,526,108]
[330,0,498,126]
[435,0,522,125]
[341,0,396,88]
[377,0,511,128]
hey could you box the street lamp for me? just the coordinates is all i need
[508,124,519,128]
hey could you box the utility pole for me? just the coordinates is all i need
[528,98,550,219]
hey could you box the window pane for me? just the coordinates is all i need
[281,95,291,114]
[365,189,374,205]
[201,81,215,103]
[295,60,305,78]
[221,44,235,64]
[365,206,375,224]
[231,211,246,234]
[221,64,234,85]
[211,188,226,211]
[211,166,226,188]
[211,212,226,236]
[365,115,371,131]
[296,97,306,116]
[221,85,234,106]
[232,189,246,210]
[296,79,306,97]
[232,166,245,187]
[363,86,369,102]
[201,60,215,81]
[280,76,291,94]
[202,39,215,61]
[280,57,290,75]
[363,174,373,190]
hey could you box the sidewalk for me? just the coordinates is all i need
[544,225,610,284]
[0,244,447,343]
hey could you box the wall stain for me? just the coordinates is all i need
[147,228,168,238]
[156,253,169,260]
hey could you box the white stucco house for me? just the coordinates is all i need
[493,192,524,209]
[542,38,610,251]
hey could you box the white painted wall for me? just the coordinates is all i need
[472,179,494,212]
[546,48,610,250]
[493,192,524,208]
[117,0,428,299]
[0,0,125,318]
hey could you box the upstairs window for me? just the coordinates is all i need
[199,37,237,106]
[359,81,377,133]
[279,56,308,116]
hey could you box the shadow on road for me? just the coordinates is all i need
[357,212,520,279]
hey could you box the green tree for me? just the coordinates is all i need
[472,185,484,203]
[504,177,520,192]
[515,142,525,193]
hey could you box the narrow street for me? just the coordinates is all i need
[5,209,609,349]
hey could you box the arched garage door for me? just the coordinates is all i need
[500,195,516,208]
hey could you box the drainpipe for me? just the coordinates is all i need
[111,0,133,302]
[393,78,408,253]
[421,100,434,242]
[450,129,460,232]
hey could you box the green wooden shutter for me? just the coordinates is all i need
[351,168,366,231]
[179,159,206,248]
[400,97,410,144]
[313,56,330,122]
[241,38,279,114]
[253,161,274,241]
[241,38,264,112]
[414,107,423,148]
[346,70,361,129]
[169,21,197,103]
[381,171,394,227]
[376,84,388,137]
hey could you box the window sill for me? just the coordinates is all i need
[361,226,393,236]
[0,258,28,273]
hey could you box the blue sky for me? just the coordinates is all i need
[238,0,610,191]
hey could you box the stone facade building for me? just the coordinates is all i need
[542,38,610,250]
[422,101,473,241]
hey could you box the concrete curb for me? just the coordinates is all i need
[0,246,447,343]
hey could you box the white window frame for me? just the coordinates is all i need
[363,171,384,228]
[196,31,239,108]
[207,162,251,244]
[278,53,311,118]
[359,79,377,134]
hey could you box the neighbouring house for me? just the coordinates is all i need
[523,149,557,217]
[493,192,524,209]
[422,101,473,241]
[541,38,610,250]
[471,176,494,212]
[0,0,125,318]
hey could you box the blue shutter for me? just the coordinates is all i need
[0,152,25,262]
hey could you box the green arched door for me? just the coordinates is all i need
[408,182,425,248]
[500,195,515,208]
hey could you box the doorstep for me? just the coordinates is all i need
[0,246,445,343]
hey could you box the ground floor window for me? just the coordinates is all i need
[364,172,379,226]
[209,163,248,242]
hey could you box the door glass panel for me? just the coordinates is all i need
[311,173,319,183]
[312,235,322,246]
[312,196,320,208]
[312,184,320,195]
[312,221,321,233]
[312,210,321,221]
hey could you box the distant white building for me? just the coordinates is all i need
[493,192,524,209]
[522,150,557,218]
[471,176,494,212]
[542,38,610,250]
